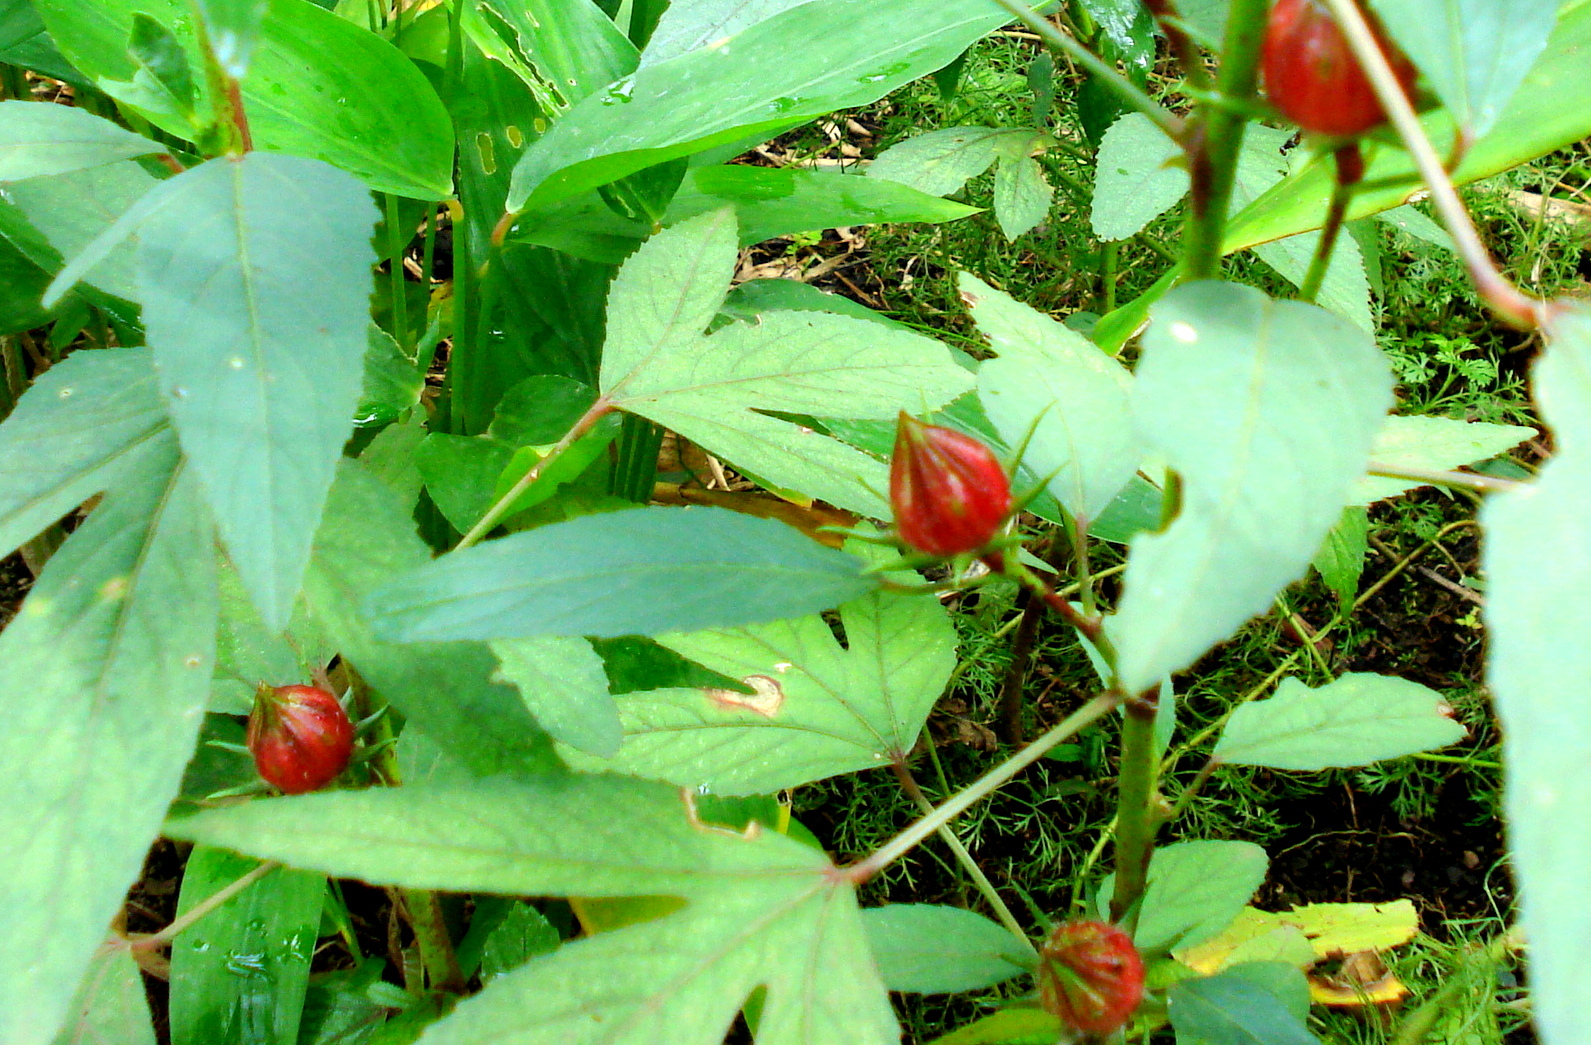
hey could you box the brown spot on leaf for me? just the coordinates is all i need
[704,675,784,717]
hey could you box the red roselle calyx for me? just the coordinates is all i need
[1037,920,1146,1036]
[1262,0,1417,138]
[247,683,354,795]
[889,412,1012,557]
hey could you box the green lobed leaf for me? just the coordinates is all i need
[48,946,156,1045]
[1366,0,1557,139]
[965,273,1139,525]
[0,347,167,558]
[1168,962,1317,1045]
[601,210,972,514]
[868,126,1049,198]
[34,0,453,197]
[1355,413,1536,503]
[1106,282,1392,695]
[366,504,874,642]
[0,441,218,1045]
[491,635,625,759]
[1100,841,1270,955]
[0,99,162,181]
[168,847,323,1045]
[1481,302,1591,1045]
[566,547,957,793]
[1213,673,1467,771]
[506,0,1027,211]
[305,461,558,778]
[1090,112,1188,242]
[991,155,1051,240]
[862,904,1030,994]
[131,153,377,630]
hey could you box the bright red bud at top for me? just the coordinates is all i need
[247,683,354,795]
[1037,920,1145,1036]
[889,412,1011,557]
[1263,0,1416,138]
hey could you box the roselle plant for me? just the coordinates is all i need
[0,0,1588,1044]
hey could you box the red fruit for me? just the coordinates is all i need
[889,412,1012,557]
[246,683,354,794]
[1263,0,1416,138]
[1037,920,1145,1036]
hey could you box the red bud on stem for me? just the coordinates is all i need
[889,412,1012,557]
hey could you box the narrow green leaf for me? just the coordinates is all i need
[367,505,873,642]
[1213,674,1467,770]
[641,0,813,65]
[571,550,957,793]
[1355,414,1535,503]
[475,0,637,104]
[965,273,1139,525]
[306,462,557,778]
[1168,962,1318,1045]
[194,0,266,77]
[863,905,1029,994]
[0,99,162,180]
[134,153,377,629]
[0,347,167,558]
[1107,283,1392,695]
[1481,302,1591,1045]
[506,0,1022,211]
[0,442,218,1045]
[1091,112,1187,241]
[1311,506,1368,612]
[927,1009,1063,1045]
[1099,841,1269,954]
[602,212,972,514]
[35,0,454,197]
[1367,0,1556,138]
[48,946,157,1045]
[491,635,624,759]
[168,847,323,1045]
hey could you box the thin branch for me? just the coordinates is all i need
[127,861,280,950]
[1366,461,1526,495]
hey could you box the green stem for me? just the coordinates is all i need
[1179,0,1268,280]
[846,691,1124,883]
[1099,240,1118,315]
[891,760,1039,962]
[1107,692,1162,930]
[1141,0,1210,93]
[986,0,1182,141]
[456,398,617,548]
[385,194,411,355]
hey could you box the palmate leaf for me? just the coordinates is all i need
[1106,283,1392,695]
[169,776,898,1045]
[601,209,972,515]
[564,551,958,794]
[1481,303,1591,1045]
[0,439,218,1045]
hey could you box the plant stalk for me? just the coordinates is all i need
[385,194,412,355]
[1108,690,1163,930]
[456,397,618,548]
[891,760,1039,961]
[1298,144,1363,303]
[846,691,1123,883]
[1316,0,1547,329]
[986,0,1183,141]
[127,861,281,950]
[1179,0,1269,280]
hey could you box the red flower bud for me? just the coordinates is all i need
[889,412,1011,557]
[247,683,354,795]
[1263,0,1416,138]
[1037,920,1145,1036]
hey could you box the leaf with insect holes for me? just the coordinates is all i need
[169,775,898,1045]
[0,440,217,1045]
[1107,282,1392,695]
[1482,303,1591,1045]
[600,209,971,515]
[559,545,957,794]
